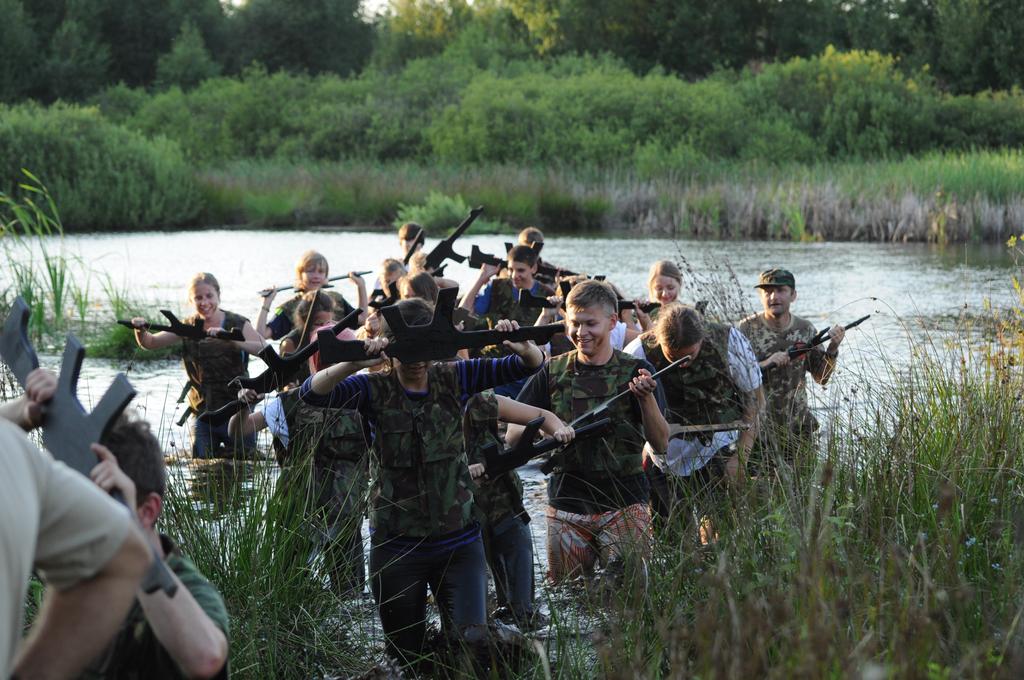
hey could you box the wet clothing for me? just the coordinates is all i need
[180,310,250,414]
[624,325,760,477]
[515,350,666,514]
[463,392,534,619]
[268,290,357,340]
[300,355,540,665]
[738,313,833,456]
[259,389,369,594]
[84,534,229,680]
[545,503,652,582]
[369,531,487,666]
[191,416,256,460]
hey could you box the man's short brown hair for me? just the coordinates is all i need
[507,245,539,268]
[565,279,618,317]
[103,413,166,506]
[398,222,424,242]
[655,304,704,350]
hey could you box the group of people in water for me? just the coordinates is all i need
[2,221,847,678]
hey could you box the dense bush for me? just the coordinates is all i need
[0,104,200,229]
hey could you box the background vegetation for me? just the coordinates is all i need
[2,1,1023,239]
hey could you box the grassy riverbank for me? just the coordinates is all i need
[156,310,1024,678]
[199,152,1024,242]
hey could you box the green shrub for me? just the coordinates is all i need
[394,191,512,234]
[0,104,200,229]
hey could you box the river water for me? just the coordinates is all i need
[3,228,1020,604]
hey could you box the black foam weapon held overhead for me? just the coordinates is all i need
[368,287,399,310]
[316,287,565,364]
[117,310,244,342]
[2,298,178,597]
[763,314,871,372]
[422,206,484,272]
[257,271,373,298]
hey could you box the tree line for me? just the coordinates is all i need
[3,0,1024,105]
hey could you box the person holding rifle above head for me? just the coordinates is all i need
[256,250,367,340]
[298,298,569,672]
[1,372,151,679]
[513,279,669,588]
[624,304,763,528]
[130,272,265,459]
[739,268,845,466]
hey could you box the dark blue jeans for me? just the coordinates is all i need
[191,418,256,459]
[369,534,487,667]
[485,515,534,618]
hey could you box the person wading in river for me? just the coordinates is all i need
[256,250,366,340]
[738,268,845,467]
[130,272,265,459]
[624,304,763,533]
[299,299,572,671]
[512,280,669,587]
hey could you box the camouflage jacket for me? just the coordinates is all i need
[547,350,647,478]
[367,363,476,537]
[738,313,827,433]
[463,391,527,526]
[481,278,554,329]
[640,322,743,427]
[274,389,369,467]
[180,310,249,412]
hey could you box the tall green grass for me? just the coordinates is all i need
[197,152,1024,242]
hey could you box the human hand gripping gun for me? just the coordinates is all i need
[316,287,565,364]
[117,310,244,342]
[762,314,871,372]
[422,206,484,272]
[2,298,178,597]
[196,308,362,426]
[256,271,372,298]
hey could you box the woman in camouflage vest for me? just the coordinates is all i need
[130,272,265,459]
[299,298,570,670]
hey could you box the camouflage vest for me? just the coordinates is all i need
[463,391,526,526]
[641,322,742,427]
[273,389,369,467]
[547,350,646,477]
[482,278,553,329]
[368,363,475,537]
[180,310,249,412]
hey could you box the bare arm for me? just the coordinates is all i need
[459,264,499,313]
[631,369,669,453]
[496,395,574,441]
[308,338,387,396]
[137,574,228,679]
[130,319,180,350]
[12,527,151,679]
[255,288,278,339]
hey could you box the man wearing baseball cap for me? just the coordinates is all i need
[738,268,845,464]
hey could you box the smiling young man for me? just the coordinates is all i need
[738,268,845,463]
[513,280,669,584]
[624,304,762,521]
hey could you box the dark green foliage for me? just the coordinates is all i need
[229,0,372,77]
[0,104,200,229]
[155,20,222,92]
[0,0,39,102]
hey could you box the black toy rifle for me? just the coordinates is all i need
[117,310,244,342]
[239,307,360,393]
[422,207,484,271]
[2,298,178,597]
[468,245,507,271]
[402,230,426,266]
[257,271,372,298]
[763,314,870,371]
[316,287,564,364]
[482,416,612,478]
[368,287,399,309]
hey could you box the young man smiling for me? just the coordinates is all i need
[513,280,669,584]
[739,268,845,462]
